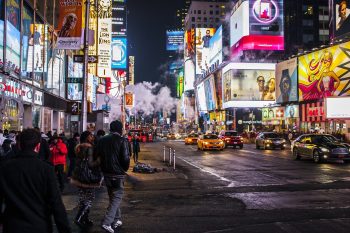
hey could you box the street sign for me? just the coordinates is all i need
[73,55,98,63]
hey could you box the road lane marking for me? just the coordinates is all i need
[178,156,239,187]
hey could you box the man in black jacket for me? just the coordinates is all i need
[0,128,71,233]
[97,120,130,233]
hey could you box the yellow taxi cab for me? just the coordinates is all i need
[185,133,199,145]
[197,134,225,151]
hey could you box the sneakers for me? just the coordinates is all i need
[101,224,114,233]
[113,220,123,228]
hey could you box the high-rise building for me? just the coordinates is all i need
[175,0,191,29]
[284,0,329,57]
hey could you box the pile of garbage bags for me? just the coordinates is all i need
[133,163,160,174]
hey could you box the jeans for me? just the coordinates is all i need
[133,152,138,163]
[102,177,124,226]
[55,164,65,192]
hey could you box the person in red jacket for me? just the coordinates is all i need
[50,135,68,192]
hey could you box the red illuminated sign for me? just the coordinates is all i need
[308,107,325,117]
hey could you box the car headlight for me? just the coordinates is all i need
[281,139,286,143]
[320,147,329,153]
[265,140,272,143]
[204,142,209,145]
[225,138,230,141]
[220,141,224,144]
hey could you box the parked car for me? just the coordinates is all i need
[219,130,244,149]
[184,133,199,145]
[292,134,350,163]
[255,132,286,150]
[197,134,225,151]
[167,133,176,140]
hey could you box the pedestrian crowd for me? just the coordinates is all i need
[0,120,138,233]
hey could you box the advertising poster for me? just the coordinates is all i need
[56,0,83,49]
[111,37,127,69]
[108,70,126,97]
[262,107,285,121]
[66,56,83,83]
[204,76,217,111]
[26,24,48,73]
[177,68,184,98]
[196,82,207,112]
[21,5,33,76]
[334,0,350,38]
[112,0,127,36]
[285,105,299,118]
[5,20,21,75]
[223,69,276,101]
[326,97,350,118]
[67,83,82,100]
[88,0,98,75]
[128,56,135,85]
[98,0,112,77]
[0,21,3,69]
[298,41,350,101]
[6,0,20,29]
[209,26,223,68]
[166,30,184,51]
[195,28,216,75]
[125,92,134,108]
[275,58,298,103]
[184,59,195,91]
[184,29,195,60]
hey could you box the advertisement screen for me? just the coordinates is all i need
[204,76,217,111]
[334,0,350,38]
[285,105,299,118]
[166,30,184,51]
[56,0,83,49]
[195,28,216,75]
[111,37,127,69]
[26,24,48,73]
[298,41,350,101]
[66,56,83,83]
[112,0,127,36]
[326,97,350,118]
[184,59,195,91]
[276,58,298,103]
[223,69,276,102]
[262,107,285,121]
[209,26,223,68]
[5,21,20,75]
[67,83,82,100]
[196,82,207,112]
[230,0,249,47]
[98,0,112,77]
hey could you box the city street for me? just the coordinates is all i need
[59,141,350,233]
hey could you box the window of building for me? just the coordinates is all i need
[204,24,207,27]
[210,5,213,8]
[192,17,195,22]
[215,18,220,23]
[209,24,213,28]
[302,19,313,26]
[198,10,201,14]
[192,24,195,28]
[203,10,206,14]
[303,34,314,43]
[194,10,196,14]
[197,17,201,21]
[197,24,201,27]
[210,10,213,15]
[204,17,208,22]
[216,11,219,15]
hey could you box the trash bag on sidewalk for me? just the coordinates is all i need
[132,163,158,174]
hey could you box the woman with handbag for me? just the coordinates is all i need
[71,131,102,228]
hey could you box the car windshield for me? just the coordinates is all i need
[188,134,198,137]
[264,133,280,138]
[204,135,218,139]
[311,135,338,144]
[225,132,238,136]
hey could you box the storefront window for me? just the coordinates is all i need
[43,107,52,133]
[3,99,23,131]
[32,106,41,128]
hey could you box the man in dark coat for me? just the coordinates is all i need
[98,120,130,233]
[0,128,71,233]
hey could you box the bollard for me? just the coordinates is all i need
[169,147,172,165]
[163,146,166,163]
[173,149,176,170]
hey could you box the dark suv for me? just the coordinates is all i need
[292,134,350,163]
[219,131,243,149]
[255,132,286,150]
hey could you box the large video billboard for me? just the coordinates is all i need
[195,28,215,75]
[275,58,298,103]
[184,59,195,91]
[204,75,217,111]
[209,26,223,69]
[196,82,207,112]
[298,41,350,101]
[111,37,127,69]
[166,30,184,51]
[177,68,184,98]
[230,0,284,57]
[334,0,350,39]
[222,63,276,108]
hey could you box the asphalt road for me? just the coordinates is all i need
[48,141,350,232]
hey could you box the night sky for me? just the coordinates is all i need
[127,0,185,84]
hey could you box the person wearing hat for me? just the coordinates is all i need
[97,120,130,233]
[49,135,68,192]
[0,128,71,233]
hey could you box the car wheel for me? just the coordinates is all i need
[293,149,301,160]
[313,150,322,163]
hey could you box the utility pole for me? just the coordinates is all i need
[81,0,90,132]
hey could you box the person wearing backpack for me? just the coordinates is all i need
[71,131,102,228]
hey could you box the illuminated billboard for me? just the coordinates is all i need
[195,28,216,75]
[230,0,284,57]
[111,37,127,69]
[196,82,207,112]
[128,56,134,85]
[204,75,217,111]
[112,0,127,36]
[298,41,350,101]
[334,0,350,39]
[222,63,276,108]
[66,56,83,83]
[275,58,298,103]
[26,24,48,73]
[177,68,184,98]
[5,20,20,75]
[67,83,82,100]
[166,30,184,51]
[184,59,195,91]
[209,26,223,69]
[184,29,195,60]
[326,97,350,119]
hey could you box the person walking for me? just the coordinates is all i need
[34,127,52,162]
[67,132,80,178]
[97,120,130,233]
[71,131,102,228]
[50,135,68,192]
[0,128,71,233]
[132,135,140,163]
